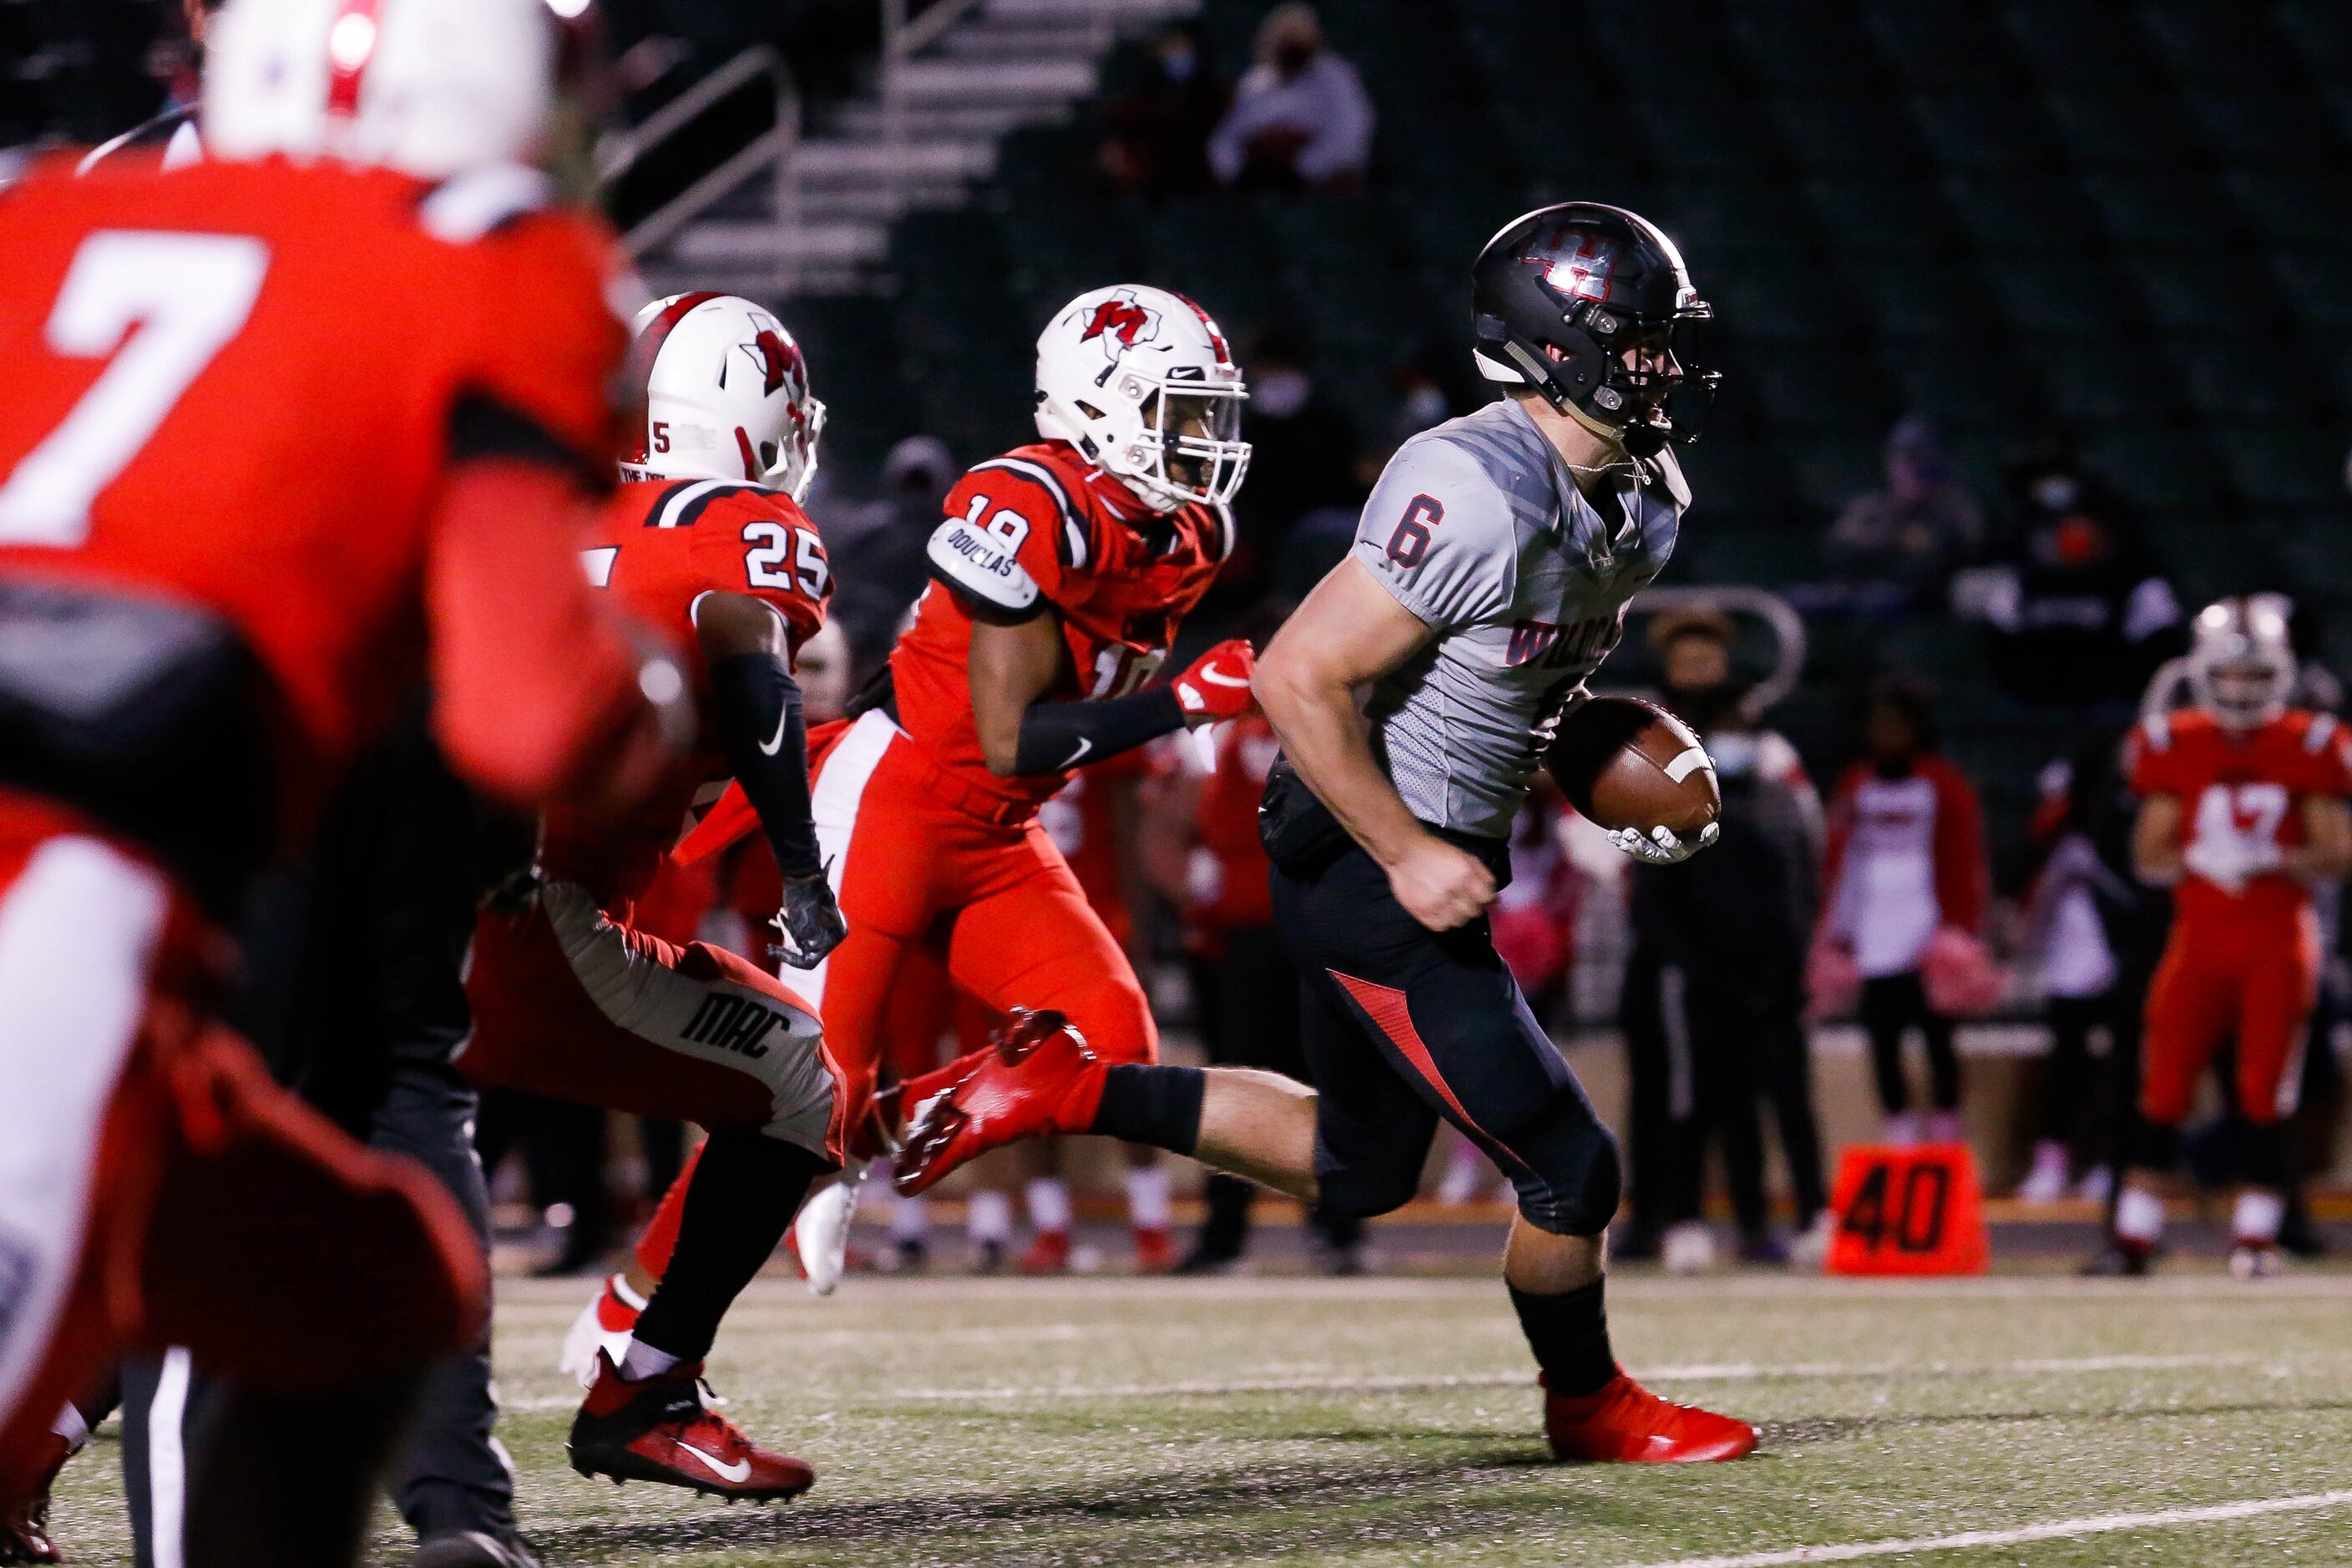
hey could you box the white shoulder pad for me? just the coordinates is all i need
[928,514,1039,614]
[419,162,555,245]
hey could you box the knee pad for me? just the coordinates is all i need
[1505,1092,1622,1238]
[1313,1146,1424,1221]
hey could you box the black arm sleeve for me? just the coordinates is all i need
[707,652,822,880]
[1012,684,1186,776]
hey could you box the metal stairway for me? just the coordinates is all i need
[617,0,1196,301]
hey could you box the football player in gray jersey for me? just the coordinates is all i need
[893,203,1753,1463]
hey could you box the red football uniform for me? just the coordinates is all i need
[680,439,1232,1126]
[463,478,847,1159]
[0,156,647,1488]
[1039,747,1153,949]
[1188,715,1282,944]
[892,443,1232,813]
[2127,707,2352,1125]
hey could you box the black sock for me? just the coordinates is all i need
[1510,1277,1615,1398]
[1089,1064,1205,1157]
[632,1131,831,1363]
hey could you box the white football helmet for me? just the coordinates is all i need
[202,0,574,180]
[2188,594,2295,731]
[622,292,825,501]
[1034,284,1250,512]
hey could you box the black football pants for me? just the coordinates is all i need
[1271,839,1619,1237]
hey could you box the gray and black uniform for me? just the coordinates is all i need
[1260,397,1684,1236]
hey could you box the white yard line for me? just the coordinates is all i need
[890,1349,2267,1401]
[1608,1490,2352,1568]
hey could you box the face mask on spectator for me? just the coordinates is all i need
[1254,367,1313,419]
[1399,383,1448,432]
[2030,473,2080,513]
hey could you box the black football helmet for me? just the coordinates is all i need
[1470,202,1718,456]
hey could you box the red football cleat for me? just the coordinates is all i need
[1541,1368,1758,1463]
[893,1009,1105,1196]
[1019,1231,1072,1275]
[1,1432,71,1564]
[569,1353,814,1502]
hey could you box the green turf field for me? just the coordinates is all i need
[46,1269,2352,1565]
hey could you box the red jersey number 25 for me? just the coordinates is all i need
[742,519,829,599]
[0,231,270,546]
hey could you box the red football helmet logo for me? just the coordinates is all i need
[1080,291,1161,359]
[742,328,802,397]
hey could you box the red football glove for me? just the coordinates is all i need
[1171,639,1257,723]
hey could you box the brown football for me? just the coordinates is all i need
[1544,695,1720,837]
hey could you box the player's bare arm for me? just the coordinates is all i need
[695,589,846,968]
[2132,793,2186,885]
[2289,795,2352,882]
[969,610,1071,776]
[968,608,1257,778]
[1257,557,1495,932]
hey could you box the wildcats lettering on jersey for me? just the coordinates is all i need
[1506,611,1626,670]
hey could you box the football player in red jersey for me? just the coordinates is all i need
[584,283,1256,1333]
[2103,597,2352,1277]
[458,292,849,1503]
[0,0,688,1553]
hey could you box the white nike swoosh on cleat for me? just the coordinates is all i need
[675,1441,753,1484]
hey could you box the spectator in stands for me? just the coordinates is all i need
[1229,328,1362,610]
[1824,416,1984,606]
[1619,611,1827,1268]
[1097,22,1229,196]
[1206,3,1374,194]
[827,433,955,680]
[1819,680,1991,1145]
[1975,435,2183,711]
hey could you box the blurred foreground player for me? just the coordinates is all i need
[898,205,1755,1463]
[2100,597,2352,1277]
[0,0,685,1558]
[459,292,847,1502]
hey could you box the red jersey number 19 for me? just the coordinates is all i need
[0,231,270,547]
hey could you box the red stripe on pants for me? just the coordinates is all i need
[1328,969,1529,1171]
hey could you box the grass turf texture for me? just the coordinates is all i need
[47,1270,2352,1565]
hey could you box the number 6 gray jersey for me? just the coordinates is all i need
[1350,397,1687,839]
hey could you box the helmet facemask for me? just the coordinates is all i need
[1141,379,1249,507]
[2188,598,2295,731]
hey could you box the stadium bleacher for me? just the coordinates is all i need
[796,0,2352,852]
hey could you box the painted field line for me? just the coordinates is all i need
[891,1349,2259,1401]
[1609,1489,2352,1568]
